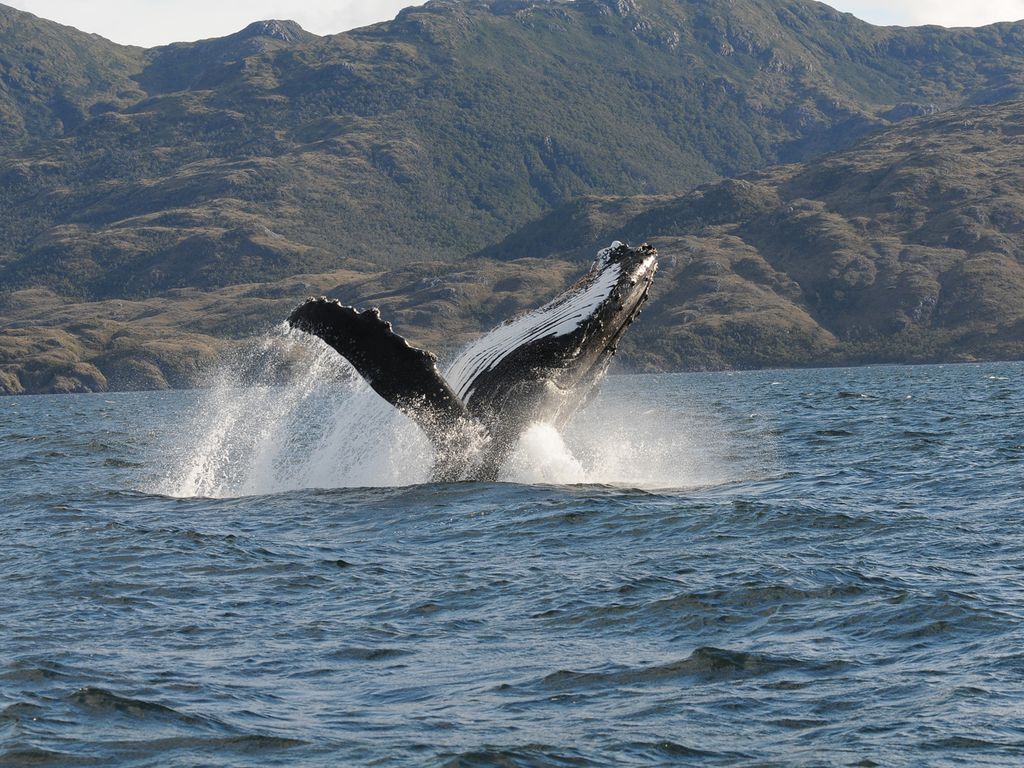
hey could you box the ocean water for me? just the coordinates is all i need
[2,358,1022,766]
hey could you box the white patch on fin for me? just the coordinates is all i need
[446,258,624,402]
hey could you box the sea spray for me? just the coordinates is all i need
[501,423,588,485]
[158,327,434,497]
[157,328,771,497]
[502,392,761,489]
[561,389,752,488]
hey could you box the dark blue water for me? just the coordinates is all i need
[2,364,1023,766]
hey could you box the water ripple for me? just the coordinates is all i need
[2,365,1023,765]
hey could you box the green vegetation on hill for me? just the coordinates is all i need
[5,0,1024,299]
[5,97,1024,394]
[482,100,1024,369]
[2,0,1024,393]
[0,6,144,147]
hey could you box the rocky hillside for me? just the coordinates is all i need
[482,99,1024,369]
[5,98,1024,393]
[4,0,1024,299]
[0,5,145,147]
[0,259,586,393]
[3,0,1024,393]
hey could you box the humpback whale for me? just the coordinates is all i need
[287,241,658,481]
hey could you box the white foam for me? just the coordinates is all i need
[497,387,762,490]
[500,423,587,484]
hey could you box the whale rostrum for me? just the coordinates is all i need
[287,241,658,481]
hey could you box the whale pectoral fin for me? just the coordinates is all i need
[287,297,472,434]
[443,242,657,477]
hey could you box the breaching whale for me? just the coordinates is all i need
[287,241,658,481]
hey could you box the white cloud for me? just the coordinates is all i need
[832,0,1024,27]
[4,0,1024,47]
[3,0,421,47]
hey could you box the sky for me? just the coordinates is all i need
[5,0,1024,47]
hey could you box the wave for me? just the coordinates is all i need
[529,647,846,692]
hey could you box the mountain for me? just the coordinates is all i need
[0,5,145,146]
[4,0,1024,299]
[5,97,1024,393]
[2,0,1024,393]
[481,98,1024,369]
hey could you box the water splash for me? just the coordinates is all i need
[155,329,771,497]
[501,423,587,485]
[503,394,762,489]
[156,329,433,497]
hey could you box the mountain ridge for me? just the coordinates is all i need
[5,0,1024,296]
[5,96,1024,394]
[478,98,1024,369]
[2,0,1024,392]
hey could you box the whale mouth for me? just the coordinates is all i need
[286,241,658,481]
